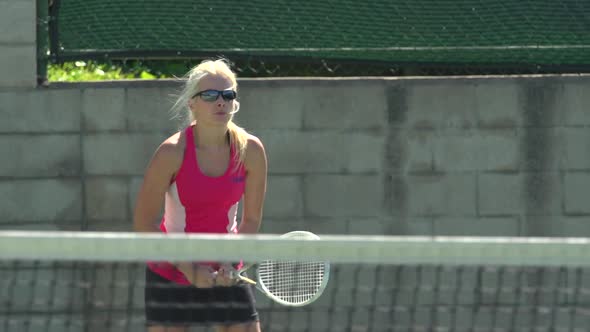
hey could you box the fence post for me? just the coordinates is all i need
[36,0,49,86]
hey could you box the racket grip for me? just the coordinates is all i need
[239,275,257,285]
[228,270,254,284]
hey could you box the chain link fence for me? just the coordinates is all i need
[40,0,590,79]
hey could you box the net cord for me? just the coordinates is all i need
[1,231,590,267]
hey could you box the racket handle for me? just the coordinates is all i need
[238,275,257,285]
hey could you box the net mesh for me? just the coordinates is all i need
[50,0,590,69]
[3,232,590,331]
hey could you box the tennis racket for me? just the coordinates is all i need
[229,231,330,307]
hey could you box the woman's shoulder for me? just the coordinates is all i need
[245,133,265,152]
[154,130,187,165]
[244,133,266,168]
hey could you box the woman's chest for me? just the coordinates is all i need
[176,172,245,207]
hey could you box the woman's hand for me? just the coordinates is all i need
[215,263,238,287]
[176,263,218,288]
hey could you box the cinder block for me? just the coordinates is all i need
[388,129,434,173]
[128,176,144,219]
[0,45,36,87]
[0,179,82,223]
[521,172,563,215]
[343,216,430,235]
[406,174,477,216]
[385,82,406,128]
[258,130,383,174]
[406,83,477,129]
[433,217,521,236]
[405,218,434,235]
[301,219,351,235]
[345,218,391,235]
[234,85,305,130]
[434,129,519,172]
[0,89,80,132]
[0,223,63,231]
[475,81,521,128]
[43,89,83,131]
[86,219,134,232]
[564,173,590,214]
[125,87,179,132]
[304,175,384,217]
[85,177,129,221]
[0,135,80,177]
[562,82,590,126]
[563,128,590,170]
[520,81,562,127]
[83,133,167,175]
[263,176,303,218]
[258,218,350,235]
[560,217,590,237]
[479,173,562,217]
[526,216,590,238]
[522,216,556,236]
[0,0,35,43]
[82,88,126,131]
[0,91,28,131]
[257,218,302,235]
[347,132,386,173]
[302,83,387,130]
[520,128,563,171]
[478,173,523,216]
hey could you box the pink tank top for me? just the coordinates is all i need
[148,125,246,284]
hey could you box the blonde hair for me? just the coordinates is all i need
[171,58,249,172]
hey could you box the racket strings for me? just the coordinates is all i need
[258,260,327,304]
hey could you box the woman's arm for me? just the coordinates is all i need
[133,137,183,233]
[217,136,268,287]
[238,136,268,234]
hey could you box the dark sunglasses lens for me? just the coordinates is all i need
[222,90,237,101]
[199,90,220,102]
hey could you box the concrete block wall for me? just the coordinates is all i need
[252,76,590,238]
[1,76,590,238]
[0,0,37,87]
[385,77,590,238]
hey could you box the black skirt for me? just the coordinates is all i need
[144,267,259,326]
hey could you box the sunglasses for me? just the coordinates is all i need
[192,89,237,102]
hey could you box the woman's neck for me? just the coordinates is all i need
[193,123,228,149]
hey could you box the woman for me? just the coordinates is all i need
[133,58,267,332]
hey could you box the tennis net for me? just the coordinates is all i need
[2,231,590,331]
